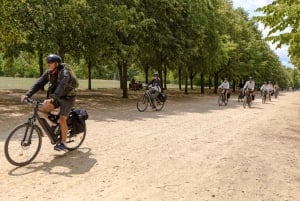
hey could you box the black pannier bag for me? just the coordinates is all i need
[157,92,167,102]
[68,108,88,135]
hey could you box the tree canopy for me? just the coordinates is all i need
[0,0,297,96]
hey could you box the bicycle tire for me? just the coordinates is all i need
[218,94,223,106]
[65,122,86,151]
[243,96,247,108]
[274,91,278,99]
[137,95,148,112]
[262,94,266,104]
[248,96,252,108]
[155,100,165,111]
[4,123,42,166]
[224,95,228,106]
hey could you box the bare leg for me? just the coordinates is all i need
[59,115,68,143]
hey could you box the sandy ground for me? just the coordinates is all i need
[0,89,299,201]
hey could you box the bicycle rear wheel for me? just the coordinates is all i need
[66,123,86,151]
[137,95,149,112]
[155,100,165,111]
[224,96,228,106]
[4,123,42,166]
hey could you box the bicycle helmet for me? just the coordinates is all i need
[249,76,253,80]
[46,54,62,63]
[153,72,159,76]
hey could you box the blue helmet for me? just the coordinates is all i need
[46,54,62,63]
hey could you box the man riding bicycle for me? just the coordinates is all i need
[21,54,77,151]
[218,78,230,99]
[148,72,161,109]
[260,81,268,97]
[243,77,255,99]
[267,81,274,99]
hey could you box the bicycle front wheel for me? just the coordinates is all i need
[262,95,266,104]
[243,96,247,108]
[4,123,42,166]
[224,96,228,106]
[218,95,223,106]
[137,95,149,112]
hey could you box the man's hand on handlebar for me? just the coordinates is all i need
[21,95,28,103]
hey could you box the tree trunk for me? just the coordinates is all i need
[232,80,236,93]
[144,63,149,84]
[208,76,212,89]
[184,73,188,95]
[38,51,43,76]
[163,65,167,91]
[88,60,92,90]
[38,51,44,91]
[200,72,205,94]
[178,67,182,90]
[122,60,128,98]
[118,61,123,89]
[214,72,218,94]
[190,72,193,90]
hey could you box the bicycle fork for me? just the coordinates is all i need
[21,118,36,147]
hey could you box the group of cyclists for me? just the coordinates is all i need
[218,76,279,105]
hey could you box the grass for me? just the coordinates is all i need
[0,77,122,90]
[0,77,179,90]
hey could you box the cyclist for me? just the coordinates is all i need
[148,72,161,109]
[21,54,77,151]
[237,80,244,100]
[218,78,230,99]
[267,81,274,99]
[243,76,255,100]
[260,81,268,98]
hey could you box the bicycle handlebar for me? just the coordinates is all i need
[24,97,43,105]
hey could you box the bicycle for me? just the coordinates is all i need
[218,89,228,106]
[243,90,254,108]
[268,90,273,101]
[243,90,253,108]
[274,88,279,99]
[238,89,244,102]
[4,97,87,166]
[137,87,165,112]
[262,90,267,104]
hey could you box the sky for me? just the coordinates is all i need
[232,0,293,68]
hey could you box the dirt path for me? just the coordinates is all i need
[0,90,299,201]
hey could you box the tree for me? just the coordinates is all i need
[255,0,300,68]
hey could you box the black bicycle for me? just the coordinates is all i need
[262,90,267,104]
[274,88,279,99]
[238,89,244,102]
[137,87,166,112]
[218,89,228,106]
[243,90,253,108]
[4,97,87,166]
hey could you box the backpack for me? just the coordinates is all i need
[59,63,79,89]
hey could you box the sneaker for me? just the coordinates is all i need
[54,142,67,151]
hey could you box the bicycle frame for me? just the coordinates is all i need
[144,90,155,106]
[25,99,59,145]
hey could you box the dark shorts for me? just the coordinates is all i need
[53,96,75,116]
